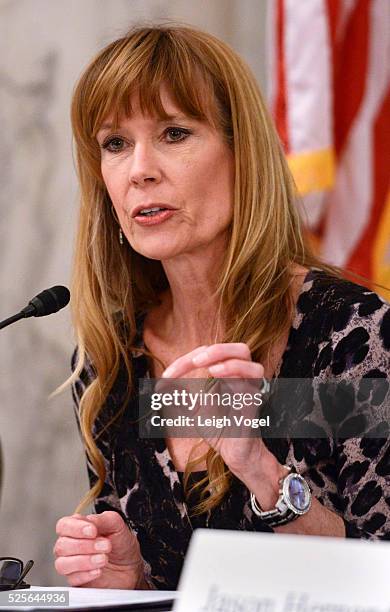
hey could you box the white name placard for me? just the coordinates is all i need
[174,530,390,612]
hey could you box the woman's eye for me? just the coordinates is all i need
[100,128,190,152]
[165,127,190,142]
[101,136,126,152]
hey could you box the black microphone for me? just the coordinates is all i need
[0,286,70,330]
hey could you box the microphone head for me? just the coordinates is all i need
[29,286,70,317]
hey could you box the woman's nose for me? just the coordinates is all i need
[128,143,162,186]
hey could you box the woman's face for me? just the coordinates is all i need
[97,86,235,261]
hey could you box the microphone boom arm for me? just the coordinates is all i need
[0,312,27,330]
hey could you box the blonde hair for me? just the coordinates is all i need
[65,23,341,515]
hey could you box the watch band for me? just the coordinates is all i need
[251,495,297,527]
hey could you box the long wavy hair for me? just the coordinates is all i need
[64,23,342,515]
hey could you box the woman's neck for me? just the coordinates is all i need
[155,294,223,347]
[154,241,228,346]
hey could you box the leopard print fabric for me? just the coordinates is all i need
[72,269,390,590]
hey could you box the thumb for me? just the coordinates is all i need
[86,511,127,536]
[87,511,141,566]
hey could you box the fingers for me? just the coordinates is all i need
[56,515,97,539]
[53,512,117,581]
[54,551,108,576]
[162,343,252,378]
[54,511,142,589]
[161,345,209,378]
[53,535,111,558]
[54,514,110,585]
[66,568,102,587]
[55,511,125,540]
[208,359,264,378]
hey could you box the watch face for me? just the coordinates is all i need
[284,474,311,514]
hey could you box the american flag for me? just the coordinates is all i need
[267,0,390,299]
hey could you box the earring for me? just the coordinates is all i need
[111,205,124,245]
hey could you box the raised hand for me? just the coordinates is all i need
[160,342,271,476]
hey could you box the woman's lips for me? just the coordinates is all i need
[133,209,176,226]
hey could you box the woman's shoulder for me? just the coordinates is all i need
[299,268,388,310]
[297,269,389,335]
[280,268,390,379]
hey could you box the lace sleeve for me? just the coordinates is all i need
[328,300,390,539]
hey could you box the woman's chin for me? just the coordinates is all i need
[130,243,184,261]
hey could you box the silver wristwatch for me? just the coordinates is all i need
[250,466,312,527]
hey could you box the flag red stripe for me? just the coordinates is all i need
[346,86,390,280]
[332,0,370,155]
[274,0,289,151]
[325,0,340,64]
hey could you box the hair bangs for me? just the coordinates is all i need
[86,29,223,140]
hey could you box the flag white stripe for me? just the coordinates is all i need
[284,0,333,153]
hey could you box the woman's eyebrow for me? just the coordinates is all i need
[98,123,113,132]
[96,113,193,138]
[160,113,190,122]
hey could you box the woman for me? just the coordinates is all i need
[53,25,390,590]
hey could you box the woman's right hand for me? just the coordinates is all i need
[54,511,147,588]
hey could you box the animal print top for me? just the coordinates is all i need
[72,269,390,591]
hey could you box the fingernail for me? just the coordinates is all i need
[94,540,109,551]
[192,351,209,366]
[208,363,225,374]
[89,569,101,577]
[83,525,94,536]
[91,554,105,565]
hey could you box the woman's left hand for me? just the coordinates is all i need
[160,342,278,480]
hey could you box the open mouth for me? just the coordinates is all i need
[133,207,176,225]
[137,207,169,217]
